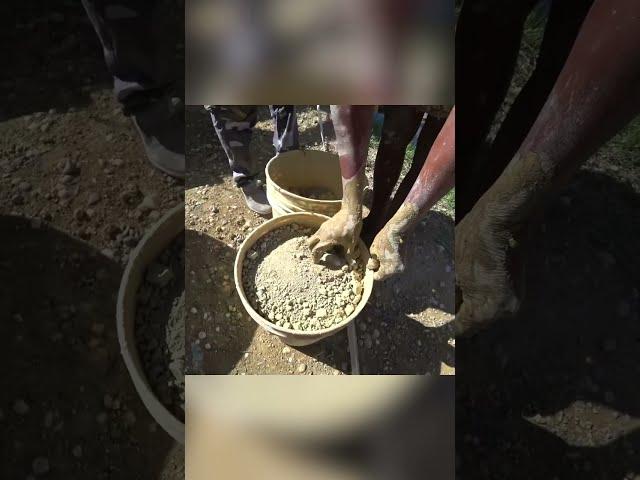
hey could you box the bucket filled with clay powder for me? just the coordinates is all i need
[235,212,374,346]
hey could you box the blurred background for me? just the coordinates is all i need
[187,376,454,480]
[186,0,454,104]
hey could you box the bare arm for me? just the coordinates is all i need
[308,105,376,262]
[369,107,455,280]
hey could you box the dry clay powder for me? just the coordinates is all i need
[243,224,365,331]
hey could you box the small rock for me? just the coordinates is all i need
[198,331,206,340]
[87,192,100,205]
[190,307,197,314]
[297,363,307,373]
[137,194,157,213]
[282,346,291,354]
[344,304,355,316]
[13,399,29,415]
[72,445,82,458]
[316,308,327,318]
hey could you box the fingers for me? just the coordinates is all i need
[307,234,320,250]
[310,239,337,263]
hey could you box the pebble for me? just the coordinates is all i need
[282,346,291,354]
[87,192,100,205]
[138,194,157,213]
[190,307,197,314]
[198,331,206,340]
[205,343,211,350]
[32,457,49,475]
[344,304,355,316]
[13,399,29,415]
[297,363,307,373]
[72,445,82,458]
[316,308,327,318]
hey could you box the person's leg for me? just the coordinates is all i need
[368,108,455,280]
[461,0,595,220]
[361,106,423,244]
[82,0,184,178]
[206,105,257,185]
[206,105,271,215]
[269,105,299,153]
[384,114,447,228]
[455,0,538,214]
[456,0,640,334]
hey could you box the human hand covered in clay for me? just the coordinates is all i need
[367,221,404,281]
[308,207,362,263]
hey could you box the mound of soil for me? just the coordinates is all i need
[135,234,185,420]
[242,224,365,331]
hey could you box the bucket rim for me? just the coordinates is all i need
[265,152,343,205]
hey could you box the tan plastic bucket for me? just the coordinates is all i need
[265,150,343,218]
[234,212,374,347]
[116,203,185,444]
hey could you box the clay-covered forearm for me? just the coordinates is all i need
[391,107,455,234]
[483,0,640,230]
[330,105,376,217]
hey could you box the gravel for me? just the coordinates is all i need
[135,234,185,421]
[242,224,365,332]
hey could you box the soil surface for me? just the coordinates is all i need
[185,105,455,375]
[136,235,186,421]
[243,224,365,331]
[0,2,184,478]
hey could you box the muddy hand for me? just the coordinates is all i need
[308,208,362,263]
[367,223,404,281]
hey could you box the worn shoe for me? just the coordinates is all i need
[241,180,272,215]
[131,96,185,179]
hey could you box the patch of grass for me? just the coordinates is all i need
[435,188,455,219]
[607,115,640,161]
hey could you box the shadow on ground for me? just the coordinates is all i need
[0,215,178,479]
[185,229,256,374]
[360,210,456,375]
[457,170,640,478]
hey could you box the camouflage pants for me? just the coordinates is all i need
[82,0,177,109]
[205,105,299,187]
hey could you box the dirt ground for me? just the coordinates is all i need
[1,3,184,478]
[185,105,455,375]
